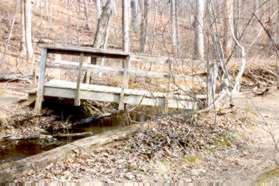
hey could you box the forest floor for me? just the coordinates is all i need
[1,82,277,184]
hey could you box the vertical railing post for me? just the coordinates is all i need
[74,53,84,106]
[55,54,62,80]
[164,58,173,112]
[85,56,91,84]
[119,56,130,110]
[34,48,48,113]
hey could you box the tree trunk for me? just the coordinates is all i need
[25,0,33,61]
[20,0,26,55]
[193,0,206,60]
[223,0,234,58]
[85,0,112,81]
[207,63,218,106]
[233,0,241,57]
[83,0,90,30]
[234,0,241,39]
[23,0,35,83]
[277,0,279,88]
[170,0,179,55]
[93,0,113,49]
[254,0,261,18]
[140,0,149,53]
[123,0,130,52]
[96,0,102,19]
[130,0,139,31]
[277,0,279,44]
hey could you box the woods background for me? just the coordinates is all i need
[0,0,278,74]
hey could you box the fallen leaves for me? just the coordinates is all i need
[15,109,246,183]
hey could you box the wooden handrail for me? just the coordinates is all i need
[47,60,204,82]
[40,45,129,59]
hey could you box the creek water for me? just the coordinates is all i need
[0,106,152,163]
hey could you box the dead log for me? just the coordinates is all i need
[0,125,139,183]
[72,113,111,127]
[0,74,32,82]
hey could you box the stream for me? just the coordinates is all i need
[0,100,154,163]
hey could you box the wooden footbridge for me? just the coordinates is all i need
[34,45,204,113]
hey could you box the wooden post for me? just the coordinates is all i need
[34,48,48,113]
[55,54,62,80]
[85,56,91,84]
[119,0,130,110]
[119,56,130,110]
[74,53,84,106]
[164,58,172,113]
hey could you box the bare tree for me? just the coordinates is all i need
[83,0,90,30]
[140,0,150,53]
[207,0,246,107]
[277,0,279,44]
[4,0,20,53]
[254,0,261,18]
[25,0,33,61]
[193,0,206,60]
[170,0,179,55]
[93,0,113,49]
[130,0,139,31]
[84,0,113,81]
[123,0,130,52]
[223,0,234,58]
[234,0,241,39]
[20,0,26,55]
[96,0,102,19]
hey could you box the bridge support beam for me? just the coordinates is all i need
[34,48,48,113]
[119,56,130,110]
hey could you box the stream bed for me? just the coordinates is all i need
[0,124,119,163]
[0,102,153,164]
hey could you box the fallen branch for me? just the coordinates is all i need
[3,134,52,141]
[72,113,111,127]
[52,132,93,139]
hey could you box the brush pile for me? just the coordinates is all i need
[126,110,242,160]
[229,59,278,88]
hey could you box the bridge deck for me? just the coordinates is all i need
[43,80,197,109]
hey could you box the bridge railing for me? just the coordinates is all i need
[34,45,130,113]
[34,45,206,113]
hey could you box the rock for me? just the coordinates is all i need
[191,169,206,176]
[124,172,135,180]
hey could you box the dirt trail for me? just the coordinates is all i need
[196,89,279,183]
